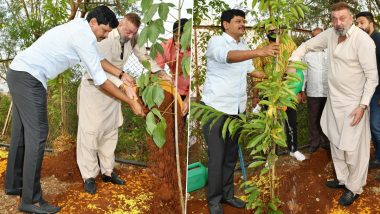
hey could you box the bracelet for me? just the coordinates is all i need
[118,70,125,79]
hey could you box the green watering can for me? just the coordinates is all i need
[187,162,208,193]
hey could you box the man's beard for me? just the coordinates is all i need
[334,24,351,36]
[120,37,130,44]
[359,27,370,34]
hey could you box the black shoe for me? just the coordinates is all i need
[208,203,223,214]
[84,178,96,194]
[102,172,125,185]
[38,198,61,213]
[5,188,21,196]
[221,197,246,208]
[325,180,345,189]
[369,160,380,169]
[338,189,359,206]
[19,202,60,214]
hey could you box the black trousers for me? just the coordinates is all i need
[202,112,239,206]
[307,97,329,148]
[5,69,48,204]
[285,107,298,152]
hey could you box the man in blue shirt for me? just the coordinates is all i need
[201,9,279,214]
[356,11,380,169]
[4,6,144,214]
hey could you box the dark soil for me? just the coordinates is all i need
[187,148,380,214]
[0,91,187,213]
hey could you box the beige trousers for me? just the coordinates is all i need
[76,126,118,180]
[330,139,370,195]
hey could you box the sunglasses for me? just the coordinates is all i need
[120,43,124,60]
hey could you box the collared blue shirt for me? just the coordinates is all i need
[10,18,107,89]
[202,32,254,115]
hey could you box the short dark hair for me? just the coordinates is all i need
[173,18,189,34]
[356,11,375,23]
[221,9,245,32]
[125,13,141,28]
[331,2,350,12]
[86,5,118,28]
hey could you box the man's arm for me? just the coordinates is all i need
[289,29,329,62]
[100,79,145,116]
[100,59,135,86]
[227,43,279,63]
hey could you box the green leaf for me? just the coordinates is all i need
[137,27,149,47]
[148,22,160,43]
[146,111,157,135]
[151,108,163,119]
[153,119,166,148]
[296,5,304,18]
[156,21,165,34]
[144,86,155,109]
[209,114,224,131]
[193,108,204,120]
[152,84,164,107]
[137,74,145,88]
[247,133,266,148]
[268,202,278,211]
[290,7,298,18]
[142,4,159,24]
[158,3,169,20]
[180,19,192,51]
[141,60,151,71]
[201,112,218,129]
[260,167,269,176]
[248,160,265,168]
[141,0,153,13]
[252,0,258,8]
[143,72,150,86]
[149,42,164,59]
[228,119,237,138]
[181,55,190,77]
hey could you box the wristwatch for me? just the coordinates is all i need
[118,70,125,79]
[359,104,367,110]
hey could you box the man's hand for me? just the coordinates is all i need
[120,84,138,100]
[296,93,302,103]
[350,107,365,126]
[129,101,145,117]
[256,43,280,57]
[301,91,307,103]
[121,72,135,86]
[250,71,266,79]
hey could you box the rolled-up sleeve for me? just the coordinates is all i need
[206,37,229,63]
[289,30,329,62]
[72,33,107,86]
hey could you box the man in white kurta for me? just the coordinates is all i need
[289,2,378,206]
[77,13,164,194]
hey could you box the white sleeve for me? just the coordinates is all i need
[72,32,107,86]
[206,37,229,63]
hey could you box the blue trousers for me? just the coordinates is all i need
[370,93,380,161]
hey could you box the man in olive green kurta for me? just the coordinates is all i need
[289,2,378,206]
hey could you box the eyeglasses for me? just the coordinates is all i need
[120,43,124,60]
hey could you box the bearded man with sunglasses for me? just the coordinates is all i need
[76,12,166,194]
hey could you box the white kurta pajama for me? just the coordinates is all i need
[290,25,378,195]
[77,29,161,179]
